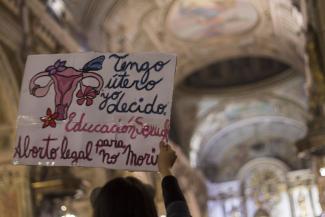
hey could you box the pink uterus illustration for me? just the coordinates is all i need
[29,56,104,124]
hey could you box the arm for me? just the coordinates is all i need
[158,142,192,217]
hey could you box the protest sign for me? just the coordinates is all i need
[13,52,176,171]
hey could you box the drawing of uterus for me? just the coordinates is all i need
[29,56,105,121]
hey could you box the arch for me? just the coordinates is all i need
[190,95,309,166]
[196,116,306,166]
[237,157,289,182]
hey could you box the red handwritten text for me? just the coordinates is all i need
[65,112,169,141]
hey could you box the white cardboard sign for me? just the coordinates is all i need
[13,52,176,171]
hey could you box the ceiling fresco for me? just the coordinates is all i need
[166,0,259,41]
[101,0,306,85]
[196,116,307,182]
[189,83,308,148]
[98,0,308,183]
[186,74,309,181]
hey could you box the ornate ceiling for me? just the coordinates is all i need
[1,0,309,183]
[2,0,307,183]
[75,0,308,182]
[100,0,305,84]
[0,0,317,216]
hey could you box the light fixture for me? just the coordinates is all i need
[61,214,76,217]
[47,0,65,17]
[60,205,67,211]
[319,167,325,176]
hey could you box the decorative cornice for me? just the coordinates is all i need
[296,40,325,155]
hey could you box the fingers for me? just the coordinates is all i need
[159,141,169,151]
[159,141,177,162]
[159,142,177,156]
[159,141,167,147]
[157,141,177,176]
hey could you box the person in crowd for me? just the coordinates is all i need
[91,141,192,217]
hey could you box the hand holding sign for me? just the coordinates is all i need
[13,52,176,171]
[158,141,177,177]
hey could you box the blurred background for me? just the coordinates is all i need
[2,0,325,216]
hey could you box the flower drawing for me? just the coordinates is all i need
[40,108,58,128]
[76,86,97,106]
[45,59,67,75]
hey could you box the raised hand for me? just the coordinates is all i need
[158,141,177,177]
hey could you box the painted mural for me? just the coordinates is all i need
[167,0,259,41]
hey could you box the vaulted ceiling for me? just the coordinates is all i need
[58,0,309,182]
